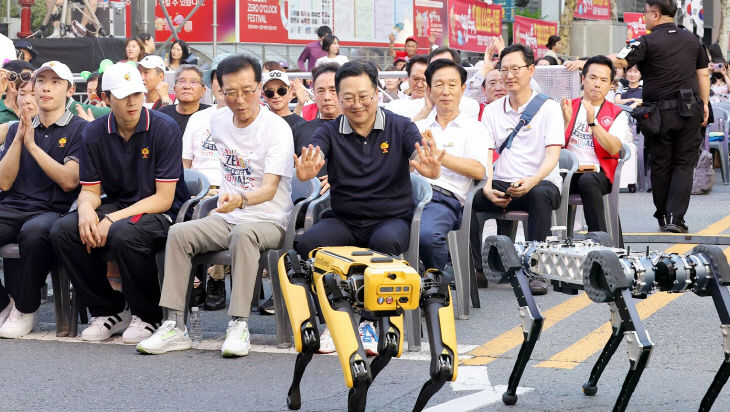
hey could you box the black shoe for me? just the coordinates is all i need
[657,215,668,232]
[529,278,548,295]
[259,296,275,315]
[204,277,226,311]
[475,271,489,288]
[190,284,205,308]
[665,215,688,233]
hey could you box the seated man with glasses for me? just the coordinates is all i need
[473,43,564,295]
[137,54,294,357]
[157,64,210,135]
[294,60,444,355]
[261,69,304,130]
[383,55,428,118]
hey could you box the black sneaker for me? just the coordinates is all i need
[665,215,688,233]
[259,297,275,315]
[657,215,668,232]
[190,284,205,308]
[204,277,226,311]
[529,278,548,295]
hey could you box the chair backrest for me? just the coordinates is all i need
[183,169,211,200]
[291,175,319,204]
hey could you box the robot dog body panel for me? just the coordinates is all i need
[279,247,457,412]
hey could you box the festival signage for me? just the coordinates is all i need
[574,0,610,21]
[154,0,236,42]
[512,15,557,59]
[624,12,647,41]
[412,0,448,49]
[447,0,502,52]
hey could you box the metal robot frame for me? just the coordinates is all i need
[482,233,730,412]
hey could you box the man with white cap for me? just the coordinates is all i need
[138,55,173,109]
[50,62,190,343]
[261,69,304,130]
[0,61,85,338]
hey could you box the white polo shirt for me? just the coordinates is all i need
[481,91,564,190]
[385,95,481,121]
[415,112,493,203]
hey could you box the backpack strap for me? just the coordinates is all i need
[498,93,550,153]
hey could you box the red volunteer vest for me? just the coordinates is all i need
[564,98,622,183]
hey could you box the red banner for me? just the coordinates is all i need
[155,0,236,42]
[575,0,610,21]
[624,12,647,41]
[447,0,502,53]
[413,0,448,50]
[512,15,557,59]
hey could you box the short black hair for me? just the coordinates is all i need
[546,35,561,49]
[215,54,262,88]
[3,59,34,73]
[500,43,534,67]
[428,46,461,64]
[321,35,339,53]
[317,25,332,39]
[537,56,559,65]
[582,55,616,81]
[646,0,676,17]
[334,60,378,93]
[425,59,467,87]
[405,55,428,76]
[312,62,340,86]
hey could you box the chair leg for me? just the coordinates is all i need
[267,250,292,349]
[567,205,577,238]
[447,231,469,320]
[50,269,69,337]
[721,144,729,185]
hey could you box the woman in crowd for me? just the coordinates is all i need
[710,61,730,103]
[122,38,146,63]
[380,65,401,102]
[614,65,642,109]
[315,35,348,67]
[167,40,190,71]
[545,35,562,63]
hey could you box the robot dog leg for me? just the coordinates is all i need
[369,314,404,384]
[413,269,458,412]
[278,251,321,410]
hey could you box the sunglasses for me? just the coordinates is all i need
[8,72,31,82]
[264,86,289,99]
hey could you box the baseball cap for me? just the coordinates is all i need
[203,52,232,87]
[32,61,74,85]
[278,60,289,69]
[102,62,147,99]
[405,36,418,44]
[138,55,166,72]
[262,70,290,88]
[14,40,38,59]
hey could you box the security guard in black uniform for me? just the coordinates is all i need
[567,0,710,233]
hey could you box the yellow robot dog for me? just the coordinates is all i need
[277,246,458,412]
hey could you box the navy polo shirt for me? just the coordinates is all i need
[0,111,84,213]
[311,108,421,220]
[79,107,189,217]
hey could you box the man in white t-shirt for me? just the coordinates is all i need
[561,55,629,233]
[384,55,428,118]
[473,44,564,294]
[414,59,491,272]
[138,55,294,357]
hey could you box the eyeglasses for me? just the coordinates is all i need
[263,86,289,99]
[499,65,530,76]
[340,95,375,105]
[8,72,31,82]
[223,88,258,99]
[176,78,202,87]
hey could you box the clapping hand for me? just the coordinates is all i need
[294,145,325,180]
[410,138,444,178]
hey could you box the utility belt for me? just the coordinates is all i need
[431,184,457,200]
[631,89,701,136]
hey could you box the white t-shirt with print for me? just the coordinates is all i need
[481,91,565,190]
[415,112,493,203]
[182,106,222,186]
[209,107,294,228]
[567,104,631,166]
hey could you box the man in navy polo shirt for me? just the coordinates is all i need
[50,62,189,343]
[0,61,84,338]
[294,60,443,354]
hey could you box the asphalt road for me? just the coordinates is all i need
[2,171,730,411]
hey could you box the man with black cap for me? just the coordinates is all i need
[14,41,37,63]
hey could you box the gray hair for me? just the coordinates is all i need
[175,64,205,84]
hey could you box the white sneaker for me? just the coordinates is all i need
[81,308,131,341]
[221,319,250,357]
[317,327,335,354]
[136,320,192,354]
[359,321,379,356]
[0,305,37,338]
[0,299,13,327]
[122,315,161,344]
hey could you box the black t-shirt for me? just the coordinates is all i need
[157,103,211,135]
[621,87,642,100]
[282,113,305,131]
[292,117,334,176]
[623,23,709,101]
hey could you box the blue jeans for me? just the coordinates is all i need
[419,191,463,271]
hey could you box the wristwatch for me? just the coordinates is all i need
[239,192,248,209]
[587,121,597,127]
